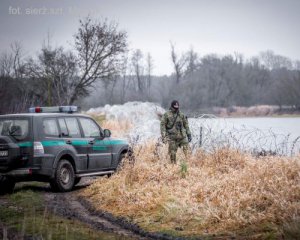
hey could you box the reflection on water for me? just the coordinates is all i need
[189,117,300,156]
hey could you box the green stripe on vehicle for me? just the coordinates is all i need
[17,142,33,147]
[92,139,126,151]
[42,140,89,147]
[96,139,127,145]
[17,139,126,148]
[42,140,66,147]
[92,145,107,151]
[93,140,107,151]
[71,140,89,146]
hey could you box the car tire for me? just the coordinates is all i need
[50,159,75,192]
[0,176,15,195]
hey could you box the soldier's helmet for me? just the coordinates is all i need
[171,100,179,109]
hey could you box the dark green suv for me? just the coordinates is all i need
[0,106,129,193]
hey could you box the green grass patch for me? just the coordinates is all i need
[0,190,120,240]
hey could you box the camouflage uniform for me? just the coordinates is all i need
[160,107,191,163]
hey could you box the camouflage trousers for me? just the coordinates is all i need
[167,138,190,164]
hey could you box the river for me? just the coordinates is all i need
[87,103,300,156]
[189,117,300,156]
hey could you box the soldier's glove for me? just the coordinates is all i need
[187,134,192,142]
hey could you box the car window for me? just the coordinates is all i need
[0,119,29,140]
[58,118,69,137]
[65,117,81,138]
[79,118,101,138]
[43,118,59,137]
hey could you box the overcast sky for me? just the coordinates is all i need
[0,0,299,75]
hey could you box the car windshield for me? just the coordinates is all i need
[0,118,29,141]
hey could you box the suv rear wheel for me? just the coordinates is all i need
[0,176,15,195]
[50,159,75,192]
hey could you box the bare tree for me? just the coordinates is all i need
[0,43,32,113]
[294,60,300,70]
[170,42,186,84]
[0,42,24,77]
[260,50,292,69]
[131,49,144,92]
[0,52,13,77]
[185,47,198,76]
[10,42,24,78]
[73,17,127,103]
[271,68,300,109]
[146,53,154,97]
[26,46,78,105]
[120,54,130,103]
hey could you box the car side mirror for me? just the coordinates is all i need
[103,129,111,138]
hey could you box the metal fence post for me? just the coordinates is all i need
[199,126,203,147]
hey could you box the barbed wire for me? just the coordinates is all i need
[125,117,300,157]
[189,117,300,156]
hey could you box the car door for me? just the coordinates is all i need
[78,117,112,170]
[57,117,88,172]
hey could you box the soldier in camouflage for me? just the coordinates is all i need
[160,100,192,164]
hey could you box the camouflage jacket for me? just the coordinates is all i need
[160,108,191,141]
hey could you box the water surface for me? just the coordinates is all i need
[189,117,300,155]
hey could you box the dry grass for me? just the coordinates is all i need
[87,113,132,138]
[81,119,300,239]
[101,118,132,138]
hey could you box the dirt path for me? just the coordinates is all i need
[44,191,149,240]
[1,179,185,240]
[43,179,183,240]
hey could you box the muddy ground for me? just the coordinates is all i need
[0,178,189,240]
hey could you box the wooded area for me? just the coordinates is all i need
[1,17,300,114]
[82,46,300,113]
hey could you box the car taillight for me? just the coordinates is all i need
[33,142,44,156]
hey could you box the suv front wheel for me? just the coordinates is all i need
[50,159,75,192]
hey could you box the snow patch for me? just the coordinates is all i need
[87,102,165,142]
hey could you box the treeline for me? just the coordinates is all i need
[1,17,300,114]
[0,17,127,114]
[83,47,300,112]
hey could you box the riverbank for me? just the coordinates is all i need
[186,105,300,118]
[214,105,300,117]
[80,141,300,239]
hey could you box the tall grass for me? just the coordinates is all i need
[82,119,300,238]
[101,118,133,138]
